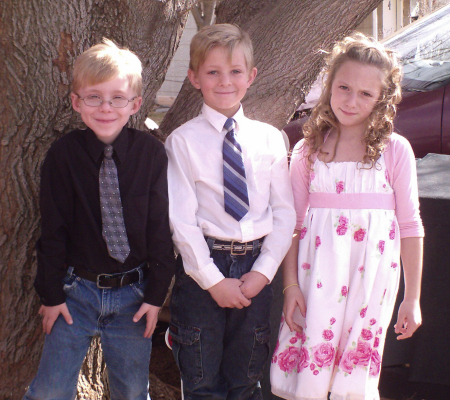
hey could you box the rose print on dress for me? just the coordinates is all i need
[315,236,321,249]
[322,329,334,341]
[299,226,307,240]
[360,305,368,318]
[339,286,348,302]
[389,220,395,240]
[378,240,385,254]
[361,328,373,341]
[336,180,345,194]
[277,346,310,375]
[353,228,366,242]
[370,318,377,326]
[317,280,323,289]
[373,337,380,348]
[391,262,398,269]
[335,214,349,236]
[369,349,381,377]
[330,317,336,325]
[311,342,335,369]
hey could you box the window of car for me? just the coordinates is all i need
[383,4,450,92]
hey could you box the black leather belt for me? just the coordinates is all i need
[206,236,265,255]
[73,264,148,289]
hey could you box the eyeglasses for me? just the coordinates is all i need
[76,94,137,108]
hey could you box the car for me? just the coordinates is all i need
[283,3,450,158]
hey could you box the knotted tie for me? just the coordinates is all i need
[99,145,130,262]
[223,118,249,221]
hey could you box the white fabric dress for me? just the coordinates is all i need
[270,155,401,400]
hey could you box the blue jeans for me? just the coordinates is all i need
[170,239,273,400]
[24,267,152,400]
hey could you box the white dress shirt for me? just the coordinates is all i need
[165,103,296,290]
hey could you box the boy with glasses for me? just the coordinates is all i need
[23,39,175,400]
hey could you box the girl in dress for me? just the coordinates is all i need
[270,33,424,400]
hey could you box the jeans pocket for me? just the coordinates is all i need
[62,269,79,293]
[131,278,148,301]
[248,324,271,381]
[169,321,203,385]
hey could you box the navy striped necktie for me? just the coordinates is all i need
[223,118,249,221]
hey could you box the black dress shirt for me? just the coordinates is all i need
[34,127,175,307]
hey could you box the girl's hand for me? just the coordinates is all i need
[283,285,306,333]
[394,299,422,340]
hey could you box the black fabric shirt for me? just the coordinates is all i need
[34,127,175,307]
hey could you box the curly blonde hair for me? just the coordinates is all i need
[302,33,402,168]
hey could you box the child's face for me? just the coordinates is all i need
[330,60,383,134]
[71,75,142,144]
[188,45,257,118]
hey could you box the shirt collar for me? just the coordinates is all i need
[86,127,129,164]
[201,103,245,134]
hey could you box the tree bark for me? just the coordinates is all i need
[159,0,383,135]
[0,1,195,398]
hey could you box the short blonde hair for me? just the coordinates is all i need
[303,33,402,168]
[189,24,254,73]
[72,38,142,95]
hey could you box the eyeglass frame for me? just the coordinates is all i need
[75,93,138,108]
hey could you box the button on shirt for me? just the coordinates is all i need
[165,104,296,290]
[34,127,175,306]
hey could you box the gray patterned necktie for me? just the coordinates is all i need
[99,145,130,262]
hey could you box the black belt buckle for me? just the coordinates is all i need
[230,240,248,255]
[97,273,115,289]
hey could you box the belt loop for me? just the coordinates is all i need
[252,239,259,257]
[206,236,215,255]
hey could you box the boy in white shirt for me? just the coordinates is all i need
[165,24,296,399]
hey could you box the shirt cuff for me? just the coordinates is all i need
[186,260,225,290]
[250,253,279,283]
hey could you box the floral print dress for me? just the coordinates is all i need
[270,155,401,400]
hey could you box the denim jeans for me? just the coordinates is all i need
[170,239,273,400]
[24,267,152,400]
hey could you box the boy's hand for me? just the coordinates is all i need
[283,285,306,333]
[39,303,73,334]
[239,271,269,299]
[208,278,251,309]
[133,303,160,338]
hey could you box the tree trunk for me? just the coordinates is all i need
[159,0,383,135]
[0,1,195,398]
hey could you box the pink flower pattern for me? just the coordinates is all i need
[354,228,366,242]
[361,328,373,341]
[301,262,311,270]
[315,236,321,249]
[336,214,349,236]
[336,181,345,194]
[378,240,385,254]
[360,306,368,318]
[311,342,335,368]
[389,221,396,240]
[322,329,334,341]
[299,227,307,239]
[277,346,310,374]
[272,161,398,389]
[370,349,381,377]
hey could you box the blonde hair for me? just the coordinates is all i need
[303,32,402,168]
[189,23,254,73]
[72,38,142,95]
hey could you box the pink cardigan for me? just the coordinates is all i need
[290,133,424,238]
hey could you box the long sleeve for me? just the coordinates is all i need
[250,131,296,282]
[386,133,424,238]
[144,143,176,306]
[34,145,73,306]
[166,132,225,290]
[290,140,312,230]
